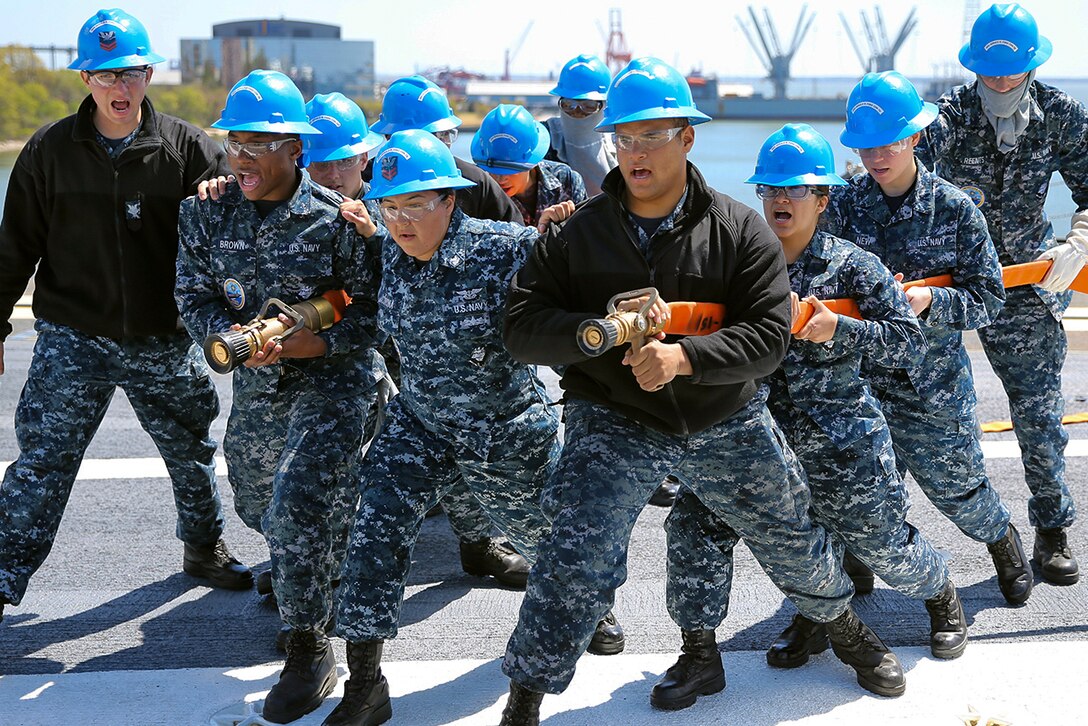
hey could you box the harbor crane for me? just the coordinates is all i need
[735,4,816,100]
[503,21,533,81]
[839,6,918,73]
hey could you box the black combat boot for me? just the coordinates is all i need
[843,550,875,595]
[986,523,1033,605]
[182,538,253,590]
[263,629,338,723]
[650,629,726,710]
[825,607,906,697]
[924,580,967,659]
[649,475,681,507]
[460,538,530,589]
[587,610,625,655]
[257,569,274,597]
[322,641,391,726]
[1034,527,1080,585]
[766,613,830,668]
[498,680,544,726]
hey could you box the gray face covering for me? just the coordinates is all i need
[551,109,617,196]
[975,70,1038,154]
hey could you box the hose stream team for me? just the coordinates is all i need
[0,4,1084,726]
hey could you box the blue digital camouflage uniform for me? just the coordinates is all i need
[0,120,226,608]
[821,161,1011,544]
[176,172,385,631]
[765,231,948,600]
[503,190,853,695]
[918,80,1088,530]
[509,160,588,228]
[335,208,559,641]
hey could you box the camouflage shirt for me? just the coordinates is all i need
[820,161,1004,417]
[374,208,557,457]
[175,171,382,394]
[510,160,587,228]
[918,80,1088,319]
[766,231,926,448]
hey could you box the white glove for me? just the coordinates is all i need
[1037,210,1088,292]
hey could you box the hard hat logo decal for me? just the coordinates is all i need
[770,140,805,154]
[223,279,246,310]
[88,19,124,33]
[417,88,444,103]
[615,69,654,85]
[380,155,399,181]
[489,133,519,144]
[98,31,117,52]
[232,85,263,101]
[984,39,1019,52]
[310,115,341,127]
[851,101,885,114]
[570,62,593,71]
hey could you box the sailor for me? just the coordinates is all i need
[544,54,618,196]
[918,2,1087,585]
[471,103,587,229]
[176,70,382,723]
[0,8,251,625]
[323,131,616,726]
[498,58,904,724]
[822,71,1032,607]
[748,124,967,670]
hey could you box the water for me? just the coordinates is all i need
[1,118,1078,233]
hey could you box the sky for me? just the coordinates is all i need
[4,0,1087,81]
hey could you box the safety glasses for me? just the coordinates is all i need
[308,155,364,174]
[86,67,150,88]
[851,138,910,159]
[379,195,447,224]
[612,126,685,153]
[224,138,297,159]
[432,129,459,145]
[559,98,604,117]
[755,185,819,200]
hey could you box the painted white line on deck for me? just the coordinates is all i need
[1,440,1086,481]
[0,644,1083,725]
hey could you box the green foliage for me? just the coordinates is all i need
[0,44,228,141]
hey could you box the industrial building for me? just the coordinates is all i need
[180,19,374,98]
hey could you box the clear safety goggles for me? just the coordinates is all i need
[86,66,150,88]
[223,138,296,159]
[379,194,447,224]
[308,155,365,174]
[432,128,459,145]
[755,185,824,200]
[559,98,603,117]
[851,138,910,159]
[612,125,685,153]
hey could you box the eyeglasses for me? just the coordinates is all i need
[224,138,297,159]
[612,126,686,152]
[308,155,364,174]
[379,195,447,223]
[433,129,459,145]
[755,185,820,200]
[979,72,1029,83]
[852,139,910,159]
[559,98,603,117]
[85,67,149,88]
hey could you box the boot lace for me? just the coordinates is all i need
[989,536,1022,568]
[283,632,320,677]
[1039,529,1072,558]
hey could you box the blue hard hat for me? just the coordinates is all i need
[364,130,476,200]
[302,93,385,165]
[596,57,711,133]
[840,71,937,149]
[746,124,847,187]
[550,55,611,100]
[212,70,320,136]
[68,8,166,71]
[370,76,462,135]
[960,3,1051,76]
[470,104,551,175]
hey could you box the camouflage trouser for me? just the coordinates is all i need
[503,393,852,694]
[335,396,558,641]
[979,287,1076,529]
[877,385,1010,544]
[225,366,374,630]
[783,420,948,600]
[0,320,223,605]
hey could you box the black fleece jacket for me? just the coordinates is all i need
[0,95,228,342]
[504,163,791,435]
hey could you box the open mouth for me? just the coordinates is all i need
[238,172,262,192]
[111,100,130,114]
[630,167,651,181]
[773,210,793,222]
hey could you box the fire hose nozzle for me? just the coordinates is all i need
[577,288,663,357]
